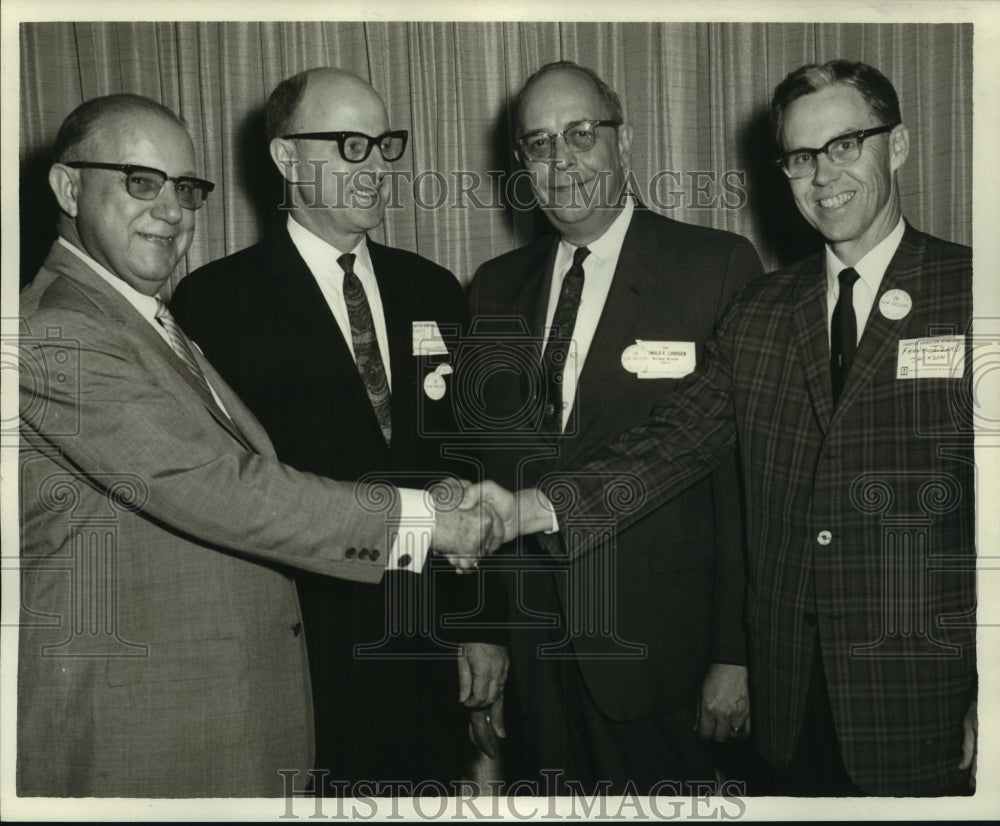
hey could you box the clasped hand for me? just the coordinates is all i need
[430,480,552,572]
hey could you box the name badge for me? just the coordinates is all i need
[621,340,696,379]
[412,321,449,356]
[896,336,965,379]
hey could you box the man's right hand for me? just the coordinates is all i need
[430,479,556,571]
[429,478,506,571]
[459,481,555,543]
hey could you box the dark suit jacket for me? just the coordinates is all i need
[468,207,764,721]
[544,224,976,794]
[18,242,393,797]
[171,225,494,782]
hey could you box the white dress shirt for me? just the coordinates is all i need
[543,198,635,431]
[285,216,431,571]
[286,215,393,389]
[824,217,905,346]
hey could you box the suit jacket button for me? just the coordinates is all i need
[346,547,357,558]
[816,530,832,546]
[370,549,381,561]
[397,553,411,567]
[291,621,303,636]
[359,548,370,559]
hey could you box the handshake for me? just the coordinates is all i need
[430,480,555,572]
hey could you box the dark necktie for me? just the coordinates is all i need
[155,300,214,402]
[339,253,392,444]
[830,267,861,404]
[541,246,590,433]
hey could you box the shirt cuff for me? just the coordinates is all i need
[386,487,434,572]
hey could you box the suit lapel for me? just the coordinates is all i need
[52,245,255,449]
[790,260,835,433]
[560,218,647,466]
[509,239,560,427]
[266,228,381,429]
[370,242,415,443]
[830,224,925,427]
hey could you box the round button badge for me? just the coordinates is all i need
[423,363,453,401]
[879,289,912,321]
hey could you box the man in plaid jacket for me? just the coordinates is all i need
[488,59,977,796]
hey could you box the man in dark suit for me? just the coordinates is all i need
[171,68,506,790]
[466,61,764,794]
[18,93,493,797]
[494,59,977,796]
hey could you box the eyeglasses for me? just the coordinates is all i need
[280,130,409,163]
[515,120,621,162]
[776,124,899,179]
[65,162,215,210]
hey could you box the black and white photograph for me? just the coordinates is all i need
[2,0,998,820]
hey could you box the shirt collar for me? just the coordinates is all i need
[57,236,161,323]
[825,217,905,296]
[286,214,372,279]
[557,197,634,266]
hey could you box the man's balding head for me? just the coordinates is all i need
[49,94,199,295]
[266,67,394,251]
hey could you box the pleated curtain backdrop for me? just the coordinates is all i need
[18,21,973,292]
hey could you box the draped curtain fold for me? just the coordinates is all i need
[18,21,972,291]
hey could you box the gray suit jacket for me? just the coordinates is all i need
[17,242,397,797]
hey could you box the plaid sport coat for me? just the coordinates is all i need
[542,223,976,794]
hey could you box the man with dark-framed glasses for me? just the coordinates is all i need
[467,60,764,794]
[170,67,507,791]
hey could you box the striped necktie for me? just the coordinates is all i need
[155,299,214,402]
[339,253,392,445]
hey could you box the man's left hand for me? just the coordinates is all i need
[458,642,508,708]
[696,662,749,743]
[958,699,977,786]
[469,696,506,760]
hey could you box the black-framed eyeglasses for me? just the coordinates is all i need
[65,162,215,210]
[515,120,622,162]
[776,124,899,179]
[280,130,409,163]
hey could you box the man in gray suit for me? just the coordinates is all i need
[17,93,495,797]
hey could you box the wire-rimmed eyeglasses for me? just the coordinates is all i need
[515,120,621,162]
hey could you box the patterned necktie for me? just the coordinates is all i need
[541,246,590,433]
[830,267,861,404]
[154,300,214,401]
[339,253,392,445]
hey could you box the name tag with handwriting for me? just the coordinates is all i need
[896,336,965,379]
